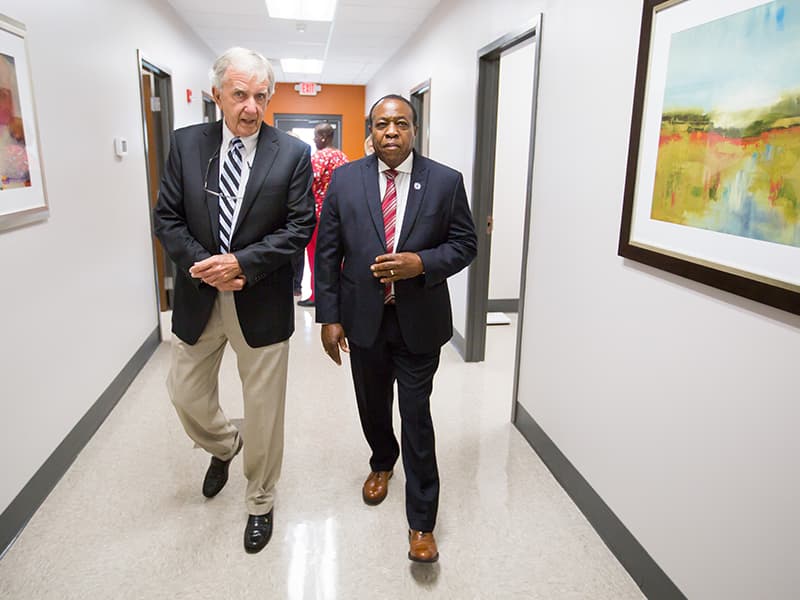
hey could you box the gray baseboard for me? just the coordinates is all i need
[513,401,686,600]
[488,298,519,313]
[450,326,466,358]
[0,326,161,559]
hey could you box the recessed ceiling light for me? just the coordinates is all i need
[280,58,324,74]
[266,0,337,22]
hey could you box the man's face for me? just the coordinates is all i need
[213,68,270,138]
[370,99,416,168]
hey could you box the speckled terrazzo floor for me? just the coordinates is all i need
[0,309,643,600]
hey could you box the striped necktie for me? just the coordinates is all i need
[381,169,398,304]
[219,137,245,254]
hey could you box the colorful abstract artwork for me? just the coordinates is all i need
[651,0,800,248]
[0,15,47,232]
[620,0,800,316]
[0,52,31,190]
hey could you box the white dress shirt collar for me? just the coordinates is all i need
[221,121,259,159]
[377,151,413,176]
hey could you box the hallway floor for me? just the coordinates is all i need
[0,309,643,599]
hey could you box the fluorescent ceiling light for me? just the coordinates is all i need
[266,0,337,21]
[280,58,324,74]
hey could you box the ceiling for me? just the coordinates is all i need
[165,0,442,85]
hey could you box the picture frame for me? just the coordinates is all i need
[619,0,800,315]
[0,13,47,232]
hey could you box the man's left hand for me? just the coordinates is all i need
[215,276,247,291]
[371,252,424,284]
[190,254,244,288]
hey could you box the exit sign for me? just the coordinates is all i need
[296,82,321,96]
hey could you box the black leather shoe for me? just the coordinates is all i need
[202,437,243,498]
[297,298,315,307]
[244,510,274,554]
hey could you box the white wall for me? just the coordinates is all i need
[0,0,215,515]
[368,0,800,598]
[489,42,536,302]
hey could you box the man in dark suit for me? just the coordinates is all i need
[153,47,315,554]
[315,94,477,563]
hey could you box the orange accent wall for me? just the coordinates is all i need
[264,83,366,161]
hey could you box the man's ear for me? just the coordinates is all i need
[211,86,221,105]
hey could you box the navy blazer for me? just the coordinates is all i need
[315,151,477,354]
[153,121,315,347]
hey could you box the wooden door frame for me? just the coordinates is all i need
[137,50,174,315]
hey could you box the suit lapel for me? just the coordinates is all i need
[202,122,223,248]
[397,152,429,250]
[360,154,386,248]
[235,123,279,233]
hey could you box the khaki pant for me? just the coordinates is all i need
[167,291,289,515]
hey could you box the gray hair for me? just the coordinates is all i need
[210,47,275,99]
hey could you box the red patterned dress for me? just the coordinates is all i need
[307,147,348,300]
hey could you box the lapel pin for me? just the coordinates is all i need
[414,182,422,190]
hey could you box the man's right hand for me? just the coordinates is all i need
[321,323,349,365]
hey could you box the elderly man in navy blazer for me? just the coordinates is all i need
[315,94,477,563]
[154,47,315,554]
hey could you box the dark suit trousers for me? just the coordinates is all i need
[349,305,441,532]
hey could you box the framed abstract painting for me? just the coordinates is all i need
[0,14,47,232]
[619,0,800,315]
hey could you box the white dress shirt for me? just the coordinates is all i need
[220,122,259,238]
[377,152,414,249]
[378,152,414,296]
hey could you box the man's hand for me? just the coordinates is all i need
[321,323,349,365]
[370,252,424,284]
[189,254,244,289]
[215,276,246,291]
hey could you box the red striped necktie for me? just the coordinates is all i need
[381,169,398,304]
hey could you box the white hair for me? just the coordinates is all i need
[209,47,275,99]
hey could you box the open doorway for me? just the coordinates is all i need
[272,113,344,300]
[137,52,174,312]
[201,91,217,124]
[463,18,543,414]
[273,114,343,150]
[410,79,431,157]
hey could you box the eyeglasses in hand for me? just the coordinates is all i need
[203,149,246,202]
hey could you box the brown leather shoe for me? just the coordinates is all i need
[362,470,393,505]
[408,529,439,563]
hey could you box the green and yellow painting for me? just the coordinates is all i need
[652,0,800,247]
